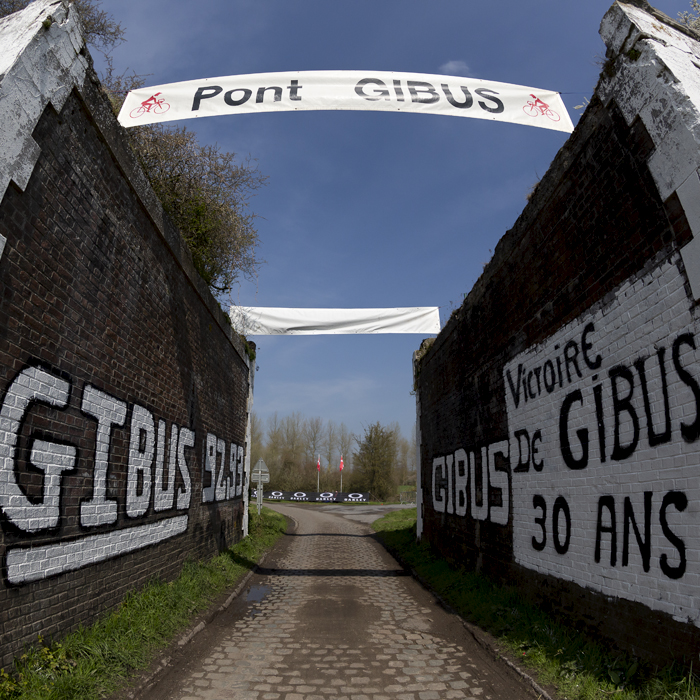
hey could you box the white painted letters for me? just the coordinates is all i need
[470,448,488,522]
[431,442,511,525]
[202,433,217,503]
[127,404,155,517]
[176,427,194,509]
[432,456,446,513]
[454,449,468,517]
[488,441,510,526]
[0,367,72,531]
[504,256,700,626]
[236,444,244,497]
[80,385,126,526]
[26,440,76,531]
[0,364,243,584]
[214,437,227,501]
[203,432,243,504]
[154,421,178,512]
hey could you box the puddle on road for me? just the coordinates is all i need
[246,585,270,603]
[245,584,271,617]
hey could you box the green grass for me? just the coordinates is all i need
[372,508,700,700]
[0,508,286,700]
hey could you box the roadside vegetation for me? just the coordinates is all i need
[372,509,700,700]
[0,508,286,700]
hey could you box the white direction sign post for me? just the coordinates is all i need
[252,460,269,514]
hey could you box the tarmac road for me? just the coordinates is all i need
[135,503,541,700]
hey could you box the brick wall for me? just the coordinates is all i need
[0,0,252,668]
[416,1,700,663]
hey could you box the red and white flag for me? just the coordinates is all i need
[317,457,321,472]
[339,456,344,472]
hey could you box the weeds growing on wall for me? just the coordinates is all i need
[372,509,700,700]
[0,508,286,700]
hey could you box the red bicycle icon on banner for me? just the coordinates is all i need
[523,94,560,122]
[130,92,171,119]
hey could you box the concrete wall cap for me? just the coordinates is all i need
[601,1,700,56]
[0,0,87,202]
[597,1,700,200]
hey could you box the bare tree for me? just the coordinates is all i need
[282,412,304,468]
[255,413,411,494]
[303,417,325,466]
[406,431,417,483]
[249,411,264,471]
[397,435,411,486]
[264,413,284,480]
[324,421,337,473]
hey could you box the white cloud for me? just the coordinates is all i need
[439,60,472,77]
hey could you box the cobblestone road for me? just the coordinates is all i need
[142,504,537,700]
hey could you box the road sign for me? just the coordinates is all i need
[253,459,269,474]
[252,460,269,515]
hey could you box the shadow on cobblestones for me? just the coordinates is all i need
[284,530,386,542]
[255,566,409,577]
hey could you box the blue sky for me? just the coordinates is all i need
[96,0,691,442]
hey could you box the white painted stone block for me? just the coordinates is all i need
[0,0,87,203]
[597,2,700,200]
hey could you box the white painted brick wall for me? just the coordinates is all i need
[505,255,700,626]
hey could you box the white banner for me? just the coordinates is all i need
[118,70,573,134]
[230,306,441,335]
